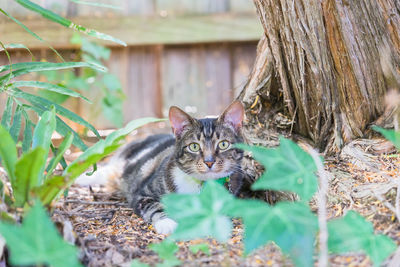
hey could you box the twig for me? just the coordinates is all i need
[371,190,399,221]
[309,148,328,267]
[62,199,128,207]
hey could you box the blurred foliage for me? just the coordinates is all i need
[161,137,396,267]
[0,201,82,267]
[40,33,126,128]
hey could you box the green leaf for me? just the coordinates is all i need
[130,259,150,267]
[230,200,317,267]
[237,137,318,201]
[0,125,17,187]
[162,181,233,242]
[12,81,91,102]
[0,62,106,86]
[32,107,56,150]
[0,43,35,60]
[32,107,56,184]
[1,97,13,130]
[12,88,100,139]
[149,240,181,267]
[55,116,88,151]
[328,211,396,267]
[372,126,400,150]
[34,176,66,206]
[68,0,122,10]
[22,114,34,152]
[25,104,87,151]
[9,106,22,142]
[14,148,47,207]
[0,8,63,61]
[65,117,163,179]
[81,38,110,60]
[101,93,124,128]
[103,73,121,91]
[15,0,126,46]
[149,240,179,260]
[189,243,210,255]
[45,132,73,179]
[0,201,82,267]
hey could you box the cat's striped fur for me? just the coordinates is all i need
[78,101,245,234]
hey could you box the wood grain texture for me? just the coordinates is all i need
[244,0,400,152]
[231,43,257,97]
[156,0,229,15]
[162,45,234,118]
[0,14,262,48]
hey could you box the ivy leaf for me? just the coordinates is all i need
[229,200,318,267]
[328,211,396,267]
[189,243,210,255]
[149,240,181,267]
[0,201,82,267]
[162,181,234,242]
[237,137,318,200]
[372,126,400,150]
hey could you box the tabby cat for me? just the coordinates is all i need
[79,101,245,234]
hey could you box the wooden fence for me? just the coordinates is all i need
[0,0,262,129]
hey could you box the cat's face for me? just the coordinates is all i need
[169,101,245,180]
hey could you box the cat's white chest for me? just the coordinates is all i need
[172,167,202,194]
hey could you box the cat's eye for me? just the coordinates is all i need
[188,142,200,152]
[218,140,230,150]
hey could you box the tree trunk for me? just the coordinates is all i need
[239,0,400,153]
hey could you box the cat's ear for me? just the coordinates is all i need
[169,106,193,136]
[219,101,244,129]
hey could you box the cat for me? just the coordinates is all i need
[77,101,246,234]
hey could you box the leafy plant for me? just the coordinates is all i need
[1,61,104,151]
[328,211,396,267]
[189,243,210,255]
[0,0,132,208]
[163,181,234,242]
[40,34,126,128]
[0,113,162,208]
[149,240,181,267]
[161,136,397,267]
[130,240,181,267]
[13,0,126,46]
[236,137,318,200]
[1,0,125,151]
[0,201,82,267]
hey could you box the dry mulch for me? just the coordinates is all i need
[51,137,400,267]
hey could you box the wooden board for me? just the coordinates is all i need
[0,14,262,49]
[231,43,257,97]
[162,45,234,118]
[156,0,229,15]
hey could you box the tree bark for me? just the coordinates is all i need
[239,0,400,153]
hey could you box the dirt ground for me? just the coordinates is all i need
[50,135,400,267]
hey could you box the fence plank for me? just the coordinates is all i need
[0,14,262,49]
[124,47,160,120]
[229,0,256,13]
[162,45,233,117]
[156,0,229,15]
[232,43,257,97]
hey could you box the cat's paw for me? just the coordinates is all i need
[154,218,177,235]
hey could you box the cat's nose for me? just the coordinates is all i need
[204,157,215,168]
